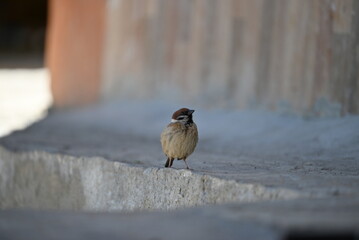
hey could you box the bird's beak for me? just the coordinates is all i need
[188,109,195,115]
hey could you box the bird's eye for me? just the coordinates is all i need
[177,116,185,120]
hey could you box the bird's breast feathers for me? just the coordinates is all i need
[160,122,198,159]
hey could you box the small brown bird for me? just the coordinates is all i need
[161,108,198,169]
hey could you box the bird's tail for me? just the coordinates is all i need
[165,158,174,167]
[165,158,170,167]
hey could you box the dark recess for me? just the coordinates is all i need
[285,230,356,240]
[0,0,47,68]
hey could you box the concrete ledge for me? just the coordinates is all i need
[0,102,358,237]
[0,147,299,211]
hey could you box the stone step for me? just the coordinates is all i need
[0,147,300,211]
[1,199,358,240]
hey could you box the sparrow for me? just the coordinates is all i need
[161,108,198,169]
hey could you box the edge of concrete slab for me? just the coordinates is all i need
[0,146,302,211]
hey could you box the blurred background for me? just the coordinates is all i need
[0,0,358,136]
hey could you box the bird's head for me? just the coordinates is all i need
[171,108,195,124]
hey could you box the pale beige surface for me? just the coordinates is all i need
[0,69,52,137]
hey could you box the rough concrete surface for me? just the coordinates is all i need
[0,147,299,211]
[0,101,358,238]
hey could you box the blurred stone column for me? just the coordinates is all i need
[46,0,105,108]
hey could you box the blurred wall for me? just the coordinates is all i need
[47,0,359,116]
